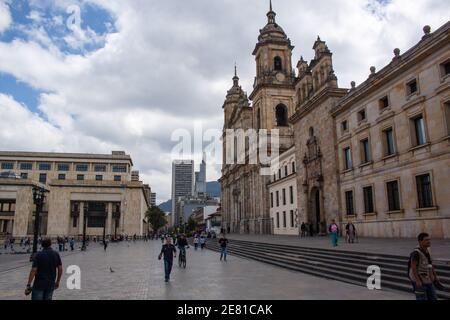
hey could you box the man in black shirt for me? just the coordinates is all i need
[159,237,177,282]
[218,235,229,262]
[25,238,62,300]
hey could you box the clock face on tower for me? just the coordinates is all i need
[275,72,285,82]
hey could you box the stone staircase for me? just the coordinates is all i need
[203,238,450,299]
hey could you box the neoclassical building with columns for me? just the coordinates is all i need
[0,151,151,238]
[220,3,450,238]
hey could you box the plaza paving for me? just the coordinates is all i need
[0,240,412,300]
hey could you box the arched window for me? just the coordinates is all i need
[275,104,288,127]
[274,56,282,71]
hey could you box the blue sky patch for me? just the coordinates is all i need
[0,72,43,112]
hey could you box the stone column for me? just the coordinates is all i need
[106,203,112,236]
[78,202,84,235]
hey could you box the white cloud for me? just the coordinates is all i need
[0,0,11,34]
[0,0,448,203]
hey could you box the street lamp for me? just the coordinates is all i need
[30,187,46,261]
[81,205,88,251]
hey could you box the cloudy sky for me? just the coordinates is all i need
[0,0,448,203]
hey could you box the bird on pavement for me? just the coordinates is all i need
[110,267,115,273]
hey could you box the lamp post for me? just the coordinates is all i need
[81,205,88,251]
[30,187,46,262]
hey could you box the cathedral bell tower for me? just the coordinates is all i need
[252,0,295,89]
[250,0,295,152]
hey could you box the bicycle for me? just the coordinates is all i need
[178,246,188,268]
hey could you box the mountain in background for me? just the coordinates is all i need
[206,181,221,197]
[158,181,220,213]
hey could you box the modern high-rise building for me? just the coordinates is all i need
[171,160,194,226]
[194,153,206,197]
[150,193,156,207]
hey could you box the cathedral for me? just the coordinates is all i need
[220,3,450,238]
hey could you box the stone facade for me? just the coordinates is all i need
[220,5,295,235]
[0,151,151,237]
[220,3,450,239]
[332,23,450,238]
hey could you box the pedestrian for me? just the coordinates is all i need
[103,238,108,251]
[3,233,9,251]
[308,223,313,237]
[300,222,307,237]
[25,238,62,300]
[57,237,62,252]
[193,236,199,250]
[158,237,177,282]
[218,235,229,261]
[69,238,75,251]
[10,236,15,252]
[328,219,339,247]
[345,221,357,244]
[160,234,164,244]
[200,235,206,250]
[408,233,444,300]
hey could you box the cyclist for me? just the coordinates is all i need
[176,234,189,266]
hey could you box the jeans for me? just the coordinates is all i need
[411,281,437,300]
[31,287,54,300]
[164,259,173,280]
[330,232,338,247]
[220,247,227,261]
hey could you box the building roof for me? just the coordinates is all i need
[252,1,293,55]
[0,150,133,165]
[332,21,450,114]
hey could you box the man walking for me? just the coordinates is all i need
[200,235,206,250]
[193,235,199,250]
[103,238,108,251]
[69,238,75,251]
[328,219,339,247]
[345,221,357,244]
[218,235,229,261]
[300,222,307,238]
[25,238,62,300]
[408,233,443,300]
[158,237,177,282]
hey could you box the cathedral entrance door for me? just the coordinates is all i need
[309,188,321,235]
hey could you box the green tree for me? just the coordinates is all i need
[187,217,197,233]
[146,206,167,234]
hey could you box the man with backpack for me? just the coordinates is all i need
[408,233,443,300]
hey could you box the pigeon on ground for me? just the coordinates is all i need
[110,267,115,273]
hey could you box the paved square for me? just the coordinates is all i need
[0,240,411,300]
